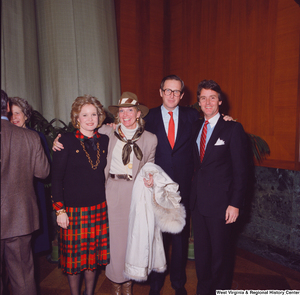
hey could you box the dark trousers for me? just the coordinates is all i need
[149,217,189,292]
[1,234,37,295]
[192,206,233,295]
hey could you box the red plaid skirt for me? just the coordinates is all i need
[58,201,110,274]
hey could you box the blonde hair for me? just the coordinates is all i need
[71,95,106,129]
[114,106,145,128]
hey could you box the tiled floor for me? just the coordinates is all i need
[30,247,300,295]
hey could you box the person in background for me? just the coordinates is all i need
[10,97,32,128]
[53,92,157,295]
[190,80,248,295]
[9,96,51,254]
[1,90,50,295]
[51,95,110,295]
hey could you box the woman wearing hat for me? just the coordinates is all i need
[99,92,157,294]
[53,92,157,294]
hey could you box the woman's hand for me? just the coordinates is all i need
[57,212,69,229]
[52,134,64,151]
[143,174,154,188]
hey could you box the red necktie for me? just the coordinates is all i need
[200,120,209,162]
[168,111,175,149]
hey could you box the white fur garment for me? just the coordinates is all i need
[124,163,186,281]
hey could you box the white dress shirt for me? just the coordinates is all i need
[197,112,221,152]
[161,105,179,140]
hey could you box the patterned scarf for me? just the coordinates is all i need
[75,130,101,151]
[114,125,144,165]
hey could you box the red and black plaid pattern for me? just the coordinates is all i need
[53,201,64,211]
[75,129,101,141]
[58,201,110,274]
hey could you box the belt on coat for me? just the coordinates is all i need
[109,173,133,181]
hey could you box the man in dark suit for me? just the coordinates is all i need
[145,75,199,295]
[190,80,248,295]
[1,90,50,295]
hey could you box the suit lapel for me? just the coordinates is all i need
[202,116,225,163]
[173,107,185,151]
[172,106,194,152]
[193,118,204,166]
[156,107,173,151]
[132,134,143,179]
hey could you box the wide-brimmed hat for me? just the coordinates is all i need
[108,92,149,118]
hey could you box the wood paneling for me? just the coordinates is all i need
[114,0,164,109]
[115,0,300,170]
[167,0,300,170]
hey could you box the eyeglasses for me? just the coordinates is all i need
[162,89,182,97]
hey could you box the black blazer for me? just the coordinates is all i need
[190,115,248,218]
[145,106,199,207]
[52,132,108,207]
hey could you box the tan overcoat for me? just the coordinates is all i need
[1,119,50,239]
[98,124,157,283]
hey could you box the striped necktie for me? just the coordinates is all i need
[200,120,209,162]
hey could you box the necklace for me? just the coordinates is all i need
[80,141,100,170]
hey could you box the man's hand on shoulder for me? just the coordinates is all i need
[222,114,236,122]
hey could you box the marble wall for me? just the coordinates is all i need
[237,166,300,271]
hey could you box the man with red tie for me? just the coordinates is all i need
[145,75,199,295]
[190,80,248,295]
